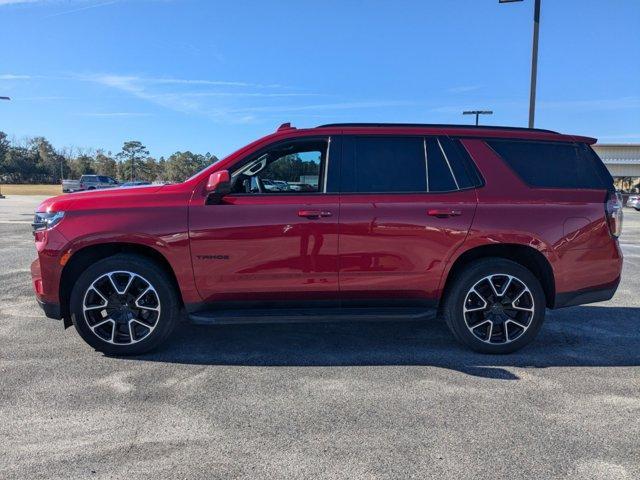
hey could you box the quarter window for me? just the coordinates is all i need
[487,139,613,189]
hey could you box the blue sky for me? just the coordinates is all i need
[1,0,639,158]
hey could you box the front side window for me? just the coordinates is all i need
[230,139,327,194]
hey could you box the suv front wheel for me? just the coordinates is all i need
[442,258,546,354]
[70,254,180,355]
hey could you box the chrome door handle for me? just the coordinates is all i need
[298,210,332,219]
[427,209,462,218]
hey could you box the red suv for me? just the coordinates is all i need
[31,123,623,355]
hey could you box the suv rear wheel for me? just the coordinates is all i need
[442,258,546,354]
[70,254,180,355]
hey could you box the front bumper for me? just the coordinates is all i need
[31,256,63,320]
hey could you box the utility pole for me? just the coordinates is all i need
[528,0,541,128]
[499,0,542,128]
[0,96,10,198]
[463,110,494,126]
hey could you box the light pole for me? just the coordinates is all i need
[463,110,493,126]
[0,96,9,198]
[499,0,541,128]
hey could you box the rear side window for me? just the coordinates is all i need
[340,136,482,193]
[487,139,613,190]
[341,136,426,192]
[439,137,483,189]
[425,138,456,191]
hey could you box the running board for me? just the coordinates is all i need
[188,307,436,325]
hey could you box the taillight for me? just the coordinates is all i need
[605,191,623,238]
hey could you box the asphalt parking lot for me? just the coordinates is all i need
[1,195,639,480]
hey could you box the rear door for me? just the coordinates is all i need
[337,135,478,305]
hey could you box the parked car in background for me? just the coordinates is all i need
[288,182,315,192]
[121,181,151,187]
[79,175,118,191]
[31,122,623,356]
[260,179,283,192]
[62,179,81,193]
[626,194,640,210]
[272,180,290,191]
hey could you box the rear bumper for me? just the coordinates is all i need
[553,277,620,309]
[36,298,62,320]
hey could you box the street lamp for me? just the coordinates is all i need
[499,0,541,128]
[463,110,493,126]
[0,96,9,198]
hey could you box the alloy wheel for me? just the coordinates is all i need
[82,271,161,345]
[463,273,535,345]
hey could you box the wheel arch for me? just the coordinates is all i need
[441,243,556,308]
[59,242,183,327]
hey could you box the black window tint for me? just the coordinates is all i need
[487,140,613,189]
[580,144,614,188]
[439,137,482,189]
[426,138,457,192]
[341,136,426,192]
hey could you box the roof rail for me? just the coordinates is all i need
[315,123,559,134]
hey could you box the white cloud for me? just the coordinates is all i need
[222,100,417,115]
[0,1,40,4]
[43,0,119,18]
[82,74,203,114]
[447,85,482,94]
[0,74,31,80]
[78,74,299,118]
[76,112,151,117]
[538,97,640,111]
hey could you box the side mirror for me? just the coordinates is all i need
[206,170,231,193]
[205,170,231,204]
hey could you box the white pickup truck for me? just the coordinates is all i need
[61,179,80,192]
[62,175,118,192]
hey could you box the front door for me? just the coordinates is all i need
[337,135,478,305]
[189,137,340,306]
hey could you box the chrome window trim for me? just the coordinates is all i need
[423,137,430,192]
[437,137,460,190]
[323,136,331,193]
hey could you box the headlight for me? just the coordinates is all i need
[32,211,65,232]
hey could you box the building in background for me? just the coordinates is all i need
[593,144,640,192]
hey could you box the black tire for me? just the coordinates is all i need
[442,258,546,354]
[70,254,180,355]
